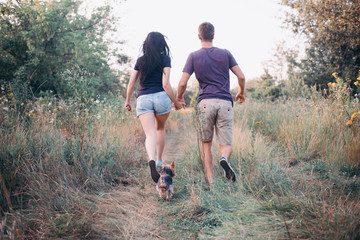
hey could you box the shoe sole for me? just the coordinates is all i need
[149,160,160,183]
[220,159,236,182]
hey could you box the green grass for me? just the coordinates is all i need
[1,91,359,239]
[157,95,360,239]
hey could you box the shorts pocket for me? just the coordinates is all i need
[159,94,171,108]
[154,92,171,114]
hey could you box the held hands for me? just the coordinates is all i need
[235,91,245,103]
[174,97,186,110]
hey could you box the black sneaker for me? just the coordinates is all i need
[149,160,160,183]
[219,157,236,182]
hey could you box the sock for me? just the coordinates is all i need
[156,160,163,167]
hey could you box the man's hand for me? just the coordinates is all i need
[174,99,184,110]
[231,65,245,103]
[176,97,186,109]
[235,92,245,103]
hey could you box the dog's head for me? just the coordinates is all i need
[156,161,175,201]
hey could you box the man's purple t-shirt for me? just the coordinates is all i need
[183,47,237,103]
[134,54,171,97]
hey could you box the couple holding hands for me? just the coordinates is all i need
[124,22,246,186]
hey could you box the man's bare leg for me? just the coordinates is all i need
[219,144,232,160]
[201,140,213,185]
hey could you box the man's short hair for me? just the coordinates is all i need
[198,22,214,41]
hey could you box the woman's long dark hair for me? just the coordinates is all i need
[137,32,170,84]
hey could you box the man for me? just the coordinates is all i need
[177,22,245,185]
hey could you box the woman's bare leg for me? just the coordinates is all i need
[154,112,170,162]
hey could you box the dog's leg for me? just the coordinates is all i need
[166,190,170,201]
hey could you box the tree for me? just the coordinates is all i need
[0,0,126,107]
[282,0,360,88]
[251,71,282,101]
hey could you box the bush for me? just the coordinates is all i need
[250,72,283,101]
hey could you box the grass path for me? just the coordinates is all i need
[93,118,360,239]
[92,129,288,239]
[91,124,299,239]
[151,125,293,240]
[92,131,186,239]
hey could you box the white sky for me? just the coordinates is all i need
[92,0,301,87]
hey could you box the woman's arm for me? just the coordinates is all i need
[162,67,183,110]
[124,70,140,111]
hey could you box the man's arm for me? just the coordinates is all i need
[177,72,191,105]
[231,65,246,103]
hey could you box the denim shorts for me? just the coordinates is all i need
[136,91,172,117]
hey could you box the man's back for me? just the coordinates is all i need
[183,47,237,103]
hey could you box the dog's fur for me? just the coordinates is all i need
[156,161,175,201]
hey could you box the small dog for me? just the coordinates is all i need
[156,161,175,201]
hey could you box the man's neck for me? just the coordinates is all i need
[201,41,213,48]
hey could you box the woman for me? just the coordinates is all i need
[124,32,183,183]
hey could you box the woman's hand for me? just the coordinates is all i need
[124,102,132,111]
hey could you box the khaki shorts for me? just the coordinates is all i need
[197,99,233,145]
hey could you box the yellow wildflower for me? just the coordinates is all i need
[332,72,338,78]
[355,81,360,86]
[350,112,358,121]
[346,112,358,126]
[357,76,360,81]
[346,120,353,126]
[256,121,263,125]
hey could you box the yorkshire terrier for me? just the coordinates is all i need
[156,161,175,201]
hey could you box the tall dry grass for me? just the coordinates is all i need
[159,85,360,239]
[0,96,147,239]
[1,80,359,239]
[230,97,360,239]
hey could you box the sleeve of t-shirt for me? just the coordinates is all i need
[162,55,171,68]
[182,53,194,74]
[227,50,238,68]
[134,58,140,70]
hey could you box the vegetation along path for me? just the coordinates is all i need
[95,102,360,239]
[1,0,360,239]
[1,101,359,239]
